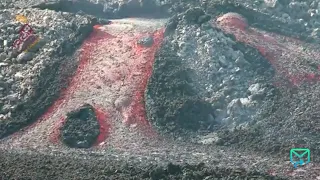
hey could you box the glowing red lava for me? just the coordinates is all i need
[215,12,320,86]
[217,12,248,30]
[47,26,114,145]
[123,30,164,131]
[93,107,110,145]
[45,21,165,146]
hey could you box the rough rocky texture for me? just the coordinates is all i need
[60,104,100,148]
[204,1,320,162]
[0,149,284,180]
[0,0,320,179]
[28,0,171,19]
[0,8,97,138]
[146,7,275,138]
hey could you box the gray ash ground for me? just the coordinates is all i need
[0,149,282,180]
[1,0,320,179]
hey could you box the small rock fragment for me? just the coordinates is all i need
[248,83,261,94]
[0,53,7,61]
[137,36,154,47]
[264,0,279,8]
[6,93,19,102]
[218,55,228,67]
[199,132,220,145]
[3,40,7,47]
[17,52,34,63]
[0,62,8,67]
[114,95,131,109]
[14,72,24,80]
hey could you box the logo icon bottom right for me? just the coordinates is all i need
[290,148,310,168]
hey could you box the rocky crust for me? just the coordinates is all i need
[0,8,97,138]
[146,7,275,138]
[1,0,320,179]
[60,104,100,148]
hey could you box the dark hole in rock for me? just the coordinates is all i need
[174,98,216,132]
[60,103,100,148]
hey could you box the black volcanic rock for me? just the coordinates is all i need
[145,5,276,139]
[60,104,100,148]
[145,41,217,136]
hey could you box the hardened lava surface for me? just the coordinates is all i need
[1,1,320,180]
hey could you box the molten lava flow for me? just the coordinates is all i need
[122,29,164,131]
[3,19,166,149]
[216,12,248,30]
[93,107,110,145]
[48,26,114,145]
[215,12,320,86]
[49,117,65,144]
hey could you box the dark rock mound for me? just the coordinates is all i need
[145,41,216,136]
[146,6,276,138]
[60,104,100,148]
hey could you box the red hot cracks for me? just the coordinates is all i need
[12,23,39,52]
